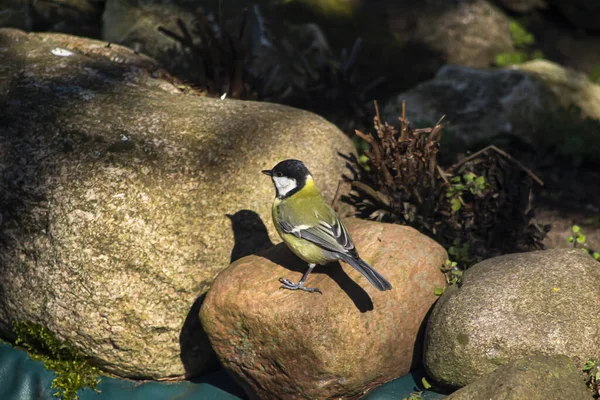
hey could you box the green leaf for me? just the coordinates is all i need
[421,377,432,390]
[495,51,529,67]
[451,176,462,183]
[451,198,462,212]
[463,173,475,183]
[434,287,445,296]
[577,234,586,244]
[583,360,595,371]
[509,20,535,46]
[572,225,581,233]
[568,236,574,243]
[593,252,599,260]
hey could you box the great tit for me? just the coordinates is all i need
[262,159,392,294]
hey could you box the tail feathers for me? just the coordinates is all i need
[340,255,392,291]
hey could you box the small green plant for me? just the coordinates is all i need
[509,19,534,47]
[354,135,371,172]
[583,359,600,395]
[403,391,424,400]
[446,173,487,212]
[448,239,471,264]
[436,259,464,295]
[12,322,100,400]
[568,225,600,260]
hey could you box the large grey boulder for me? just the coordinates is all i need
[423,249,600,387]
[0,28,354,379]
[447,355,592,400]
[384,60,600,158]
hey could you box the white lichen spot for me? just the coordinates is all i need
[220,92,227,100]
[51,48,73,57]
[120,134,130,142]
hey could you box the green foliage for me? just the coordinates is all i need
[494,19,543,67]
[421,376,432,390]
[495,51,529,67]
[12,322,100,400]
[354,135,371,171]
[568,225,600,261]
[403,392,424,400]
[438,259,463,291]
[509,20,535,47]
[583,359,600,394]
[446,173,487,213]
[448,239,471,264]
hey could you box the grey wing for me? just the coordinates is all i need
[279,215,357,257]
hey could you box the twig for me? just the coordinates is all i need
[352,182,391,208]
[427,116,445,143]
[354,129,373,144]
[437,165,449,185]
[331,179,345,207]
[400,100,408,141]
[449,145,544,186]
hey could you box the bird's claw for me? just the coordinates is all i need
[278,277,322,294]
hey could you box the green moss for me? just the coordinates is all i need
[12,321,101,400]
[495,51,529,67]
[509,20,535,47]
[495,19,543,67]
[457,333,469,346]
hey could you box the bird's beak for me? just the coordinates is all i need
[262,169,273,177]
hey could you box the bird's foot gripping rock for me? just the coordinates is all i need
[278,278,322,294]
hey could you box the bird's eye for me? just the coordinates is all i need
[275,172,283,177]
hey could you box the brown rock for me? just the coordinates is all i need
[200,218,447,399]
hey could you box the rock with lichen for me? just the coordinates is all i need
[424,248,600,388]
[200,218,447,400]
[447,355,592,400]
[0,28,354,379]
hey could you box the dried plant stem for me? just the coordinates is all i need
[450,145,544,186]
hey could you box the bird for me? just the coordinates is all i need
[262,159,392,294]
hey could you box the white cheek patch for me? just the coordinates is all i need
[273,176,297,197]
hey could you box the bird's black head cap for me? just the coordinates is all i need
[262,159,312,198]
[270,159,311,180]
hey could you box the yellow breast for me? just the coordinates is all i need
[272,198,330,265]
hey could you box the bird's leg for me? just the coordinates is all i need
[279,264,322,294]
